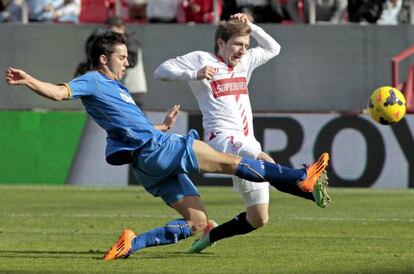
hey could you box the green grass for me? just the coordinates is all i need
[0,185,413,273]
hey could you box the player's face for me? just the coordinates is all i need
[107,44,129,80]
[218,35,250,67]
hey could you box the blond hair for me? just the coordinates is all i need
[214,20,251,53]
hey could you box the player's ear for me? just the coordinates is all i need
[99,54,108,65]
[217,38,225,49]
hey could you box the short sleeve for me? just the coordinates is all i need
[67,74,95,99]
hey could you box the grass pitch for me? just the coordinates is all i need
[0,185,413,274]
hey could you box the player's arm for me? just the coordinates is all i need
[6,67,69,101]
[248,23,280,57]
[154,52,208,81]
[230,13,280,64]
[154,104,180,132]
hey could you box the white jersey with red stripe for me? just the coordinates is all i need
[155,23,280,146]
[155,23,280,195]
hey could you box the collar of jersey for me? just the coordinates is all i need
[98,70,114,80]
[214,53,234,72]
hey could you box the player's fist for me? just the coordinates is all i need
[196,66,218,80]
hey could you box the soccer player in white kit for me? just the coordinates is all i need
[155,13,330,253]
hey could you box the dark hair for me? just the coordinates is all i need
[89,31,127,69]
[214,19,251,53]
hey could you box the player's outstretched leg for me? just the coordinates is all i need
[103,219,192,260]
[297,153,330,192]
[269,171,331,208]
[188,212,256,254]
[236,153,330,193]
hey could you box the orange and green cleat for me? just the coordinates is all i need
[298,153,330,193]
[103,229,136,261]
[187,219,218,254]
[312,170,331,208]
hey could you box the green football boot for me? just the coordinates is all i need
[312,170,331,208]
[187,233,213,254]
[187,219,217,254]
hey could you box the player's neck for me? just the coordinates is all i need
[98,68,115,80]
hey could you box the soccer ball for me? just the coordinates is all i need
[367,86,406,125]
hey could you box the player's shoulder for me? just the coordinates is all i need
[85,71,112,82]
[76,70,98,79]
[183,50,212,59]
[180,51,215,65]
[201,51,218,62]
[193,50,211,56]
[71,71,109,88]
[70,71,92,84]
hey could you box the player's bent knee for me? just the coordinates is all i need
[257,216,269,228]
[251,217,269,229]
[247,212,269,228]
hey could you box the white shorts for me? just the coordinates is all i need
[240,185,270,207]
[206,131,270,206]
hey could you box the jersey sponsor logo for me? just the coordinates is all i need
[120,92,136,105]
[210,77,248,98]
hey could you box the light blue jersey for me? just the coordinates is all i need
[66,71,200,204]
[67,71,162,165]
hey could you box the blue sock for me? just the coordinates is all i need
[236,158,306,186]
[130,219,192,253]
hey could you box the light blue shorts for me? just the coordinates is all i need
[131,133,200,205]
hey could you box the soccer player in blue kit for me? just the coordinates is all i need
[6,31,329,260]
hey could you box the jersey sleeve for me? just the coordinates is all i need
[154,51,203,81]
[67,74,94,99]
[247,23,281,71]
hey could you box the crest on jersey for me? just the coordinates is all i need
[120,92,136,105]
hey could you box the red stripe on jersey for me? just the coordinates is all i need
[210,77,248,98]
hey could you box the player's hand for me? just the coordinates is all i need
[162,104,180,131]
[257,152,275,163]
[6,67,29,85]
[230,13,251,24]
[196,66,218,80]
